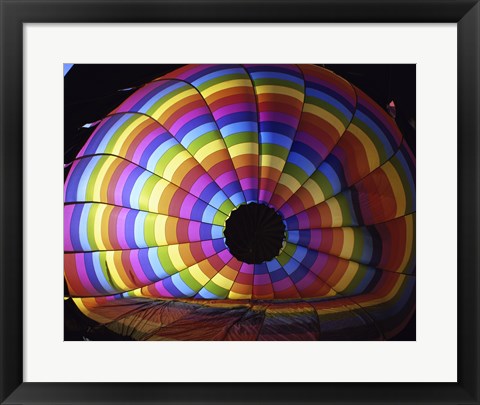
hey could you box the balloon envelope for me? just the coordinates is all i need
[64,64,415,340]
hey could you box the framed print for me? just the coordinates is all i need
[1,0,479,404]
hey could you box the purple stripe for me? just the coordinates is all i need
[179,194,197,219]
[114,164,136,206]
[218,249,233,263]
[130,249,151,285]
[200,240,217,257]
[190,173,214,198]
[259,111,300,128]
[215,171,238,188]
[75,254,97,294]
[212,103,256,120]
[168,107,208,135]
[115,208,129,249]
[187,221,201,241]
[132,127,169,163]
[64,205,75,251]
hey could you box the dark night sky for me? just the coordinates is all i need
[64,64,416,341]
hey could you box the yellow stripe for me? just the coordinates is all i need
[194,139,225,163]
[201,79,253,98]
[148,179,169,212]
[211,272,234,289]
[349,124,380,171]
[228,290,252,300]
[339,228,355,259]
[278,172,302,194]
[303,178,326,205]
[260,154,284,171]
[228,142,258,159]
[303,103,344,134]
[332,261,359,292]
[154,215,168,245]
[92,156,116,201]
[111,116,148,155]
[105,251,130,290]
[255,85,304,102]
[188,264,210,286]
[151,88,197,121]
[93,204,108,250]
[167,244,187,271]
[382,162,407,217]
[326,197,343,227]
[73,298,112,323]
[360,275,406,307]
[162,150,191,179]
[315,302,360,316]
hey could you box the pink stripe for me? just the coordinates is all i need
[115,208,129,249]
[188,221,201,241]
[240,263,254,274]
[190,173,214,197]
[273,277,293,291]
[114,164,136,206]
[218,249,232,263]
[129,250,151,285]
[75,254,97,294]
[215,171,238,188]
[153,281,175,298]
[295,130,331,159]
[258,190,273,205]
[259,111,299,128]
[132,126,168,163]
[201,240,218,257]
[212,103,256,120]
[64,205,75,251]
[296,272,320,290]
[179,194,197,219]
[64,160,81,201]
[253,274,271,285]
[168,106,208,135]
[278,204,295,219]
[78,118,110,157]
[309,254,329,277]
[173,64,215,80]
[239,177,258,191]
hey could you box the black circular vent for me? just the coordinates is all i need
[224,203,286,264]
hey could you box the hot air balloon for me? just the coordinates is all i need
[64,64,415,341]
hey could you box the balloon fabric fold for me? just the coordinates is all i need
[64,64,415,340]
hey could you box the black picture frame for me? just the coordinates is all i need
[1,1,478,404]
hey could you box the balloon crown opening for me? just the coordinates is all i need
[224,203,286,264]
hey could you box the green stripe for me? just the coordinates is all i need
[179,269,203,291]
[145,84,191,116]
[154,143,185,176]
[224,132,258,148]
[202,280,229,298]
[104,115,139,153]
[138,175,158,211]
[86,204,99,250]
[143,213,157,246]
[188,131,220,155]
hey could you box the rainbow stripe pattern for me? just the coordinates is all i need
[65,64,415,340]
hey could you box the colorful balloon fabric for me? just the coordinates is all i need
[64,64,415,340]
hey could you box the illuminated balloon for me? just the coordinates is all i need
[64,64,415,340]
